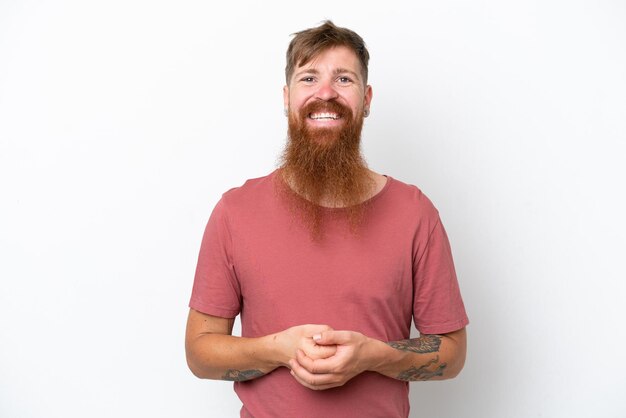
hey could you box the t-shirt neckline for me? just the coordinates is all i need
[272,169,393,210]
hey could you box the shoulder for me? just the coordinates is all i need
[383,175,440,220]
[213,171,278,221]
[220,170,276,204]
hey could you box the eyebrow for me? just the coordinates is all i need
[294,68,361,80]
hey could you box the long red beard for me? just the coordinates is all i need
[278,99,374,239]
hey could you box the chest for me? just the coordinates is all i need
[232,215,416,339]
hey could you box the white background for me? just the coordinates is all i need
[1,1,625,417]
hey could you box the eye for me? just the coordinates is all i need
[337,76,353,84]
[300,76,315,83]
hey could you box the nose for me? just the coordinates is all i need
[314,79,338,101]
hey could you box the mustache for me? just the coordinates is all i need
[298,100,353,119]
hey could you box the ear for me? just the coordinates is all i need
[364,84,373,108]
[283,85,290,109]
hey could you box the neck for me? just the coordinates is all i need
[280,168,386,208]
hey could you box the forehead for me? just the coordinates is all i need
[295,46,362,74]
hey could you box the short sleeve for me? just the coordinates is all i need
[189,198,242,318]
[413,217,469,334]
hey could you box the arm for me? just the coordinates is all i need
[185,308,337,381]
[288,328,466,390]
[379,328,466,381]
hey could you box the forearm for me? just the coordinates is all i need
[186,332,284,381]
[185,313,337,383]
[367,329,466,382]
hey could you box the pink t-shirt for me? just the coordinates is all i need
[190,171,468,418]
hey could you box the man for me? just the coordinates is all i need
[186,21,468,418]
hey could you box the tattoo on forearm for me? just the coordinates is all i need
[396,356,447,381]
[222,369,265,381]
[387,334,443,354]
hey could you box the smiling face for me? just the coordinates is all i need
[283,45,373,135]
[279,45,376,239]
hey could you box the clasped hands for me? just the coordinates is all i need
[278,324,372,391]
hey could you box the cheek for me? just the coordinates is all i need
[288,94,307,111]
[342,91,365,106]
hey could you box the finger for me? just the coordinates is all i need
[301,340,336,360]
[296,349,318,373]
[290,370,340,391]
[289,358,340,391]
[313,330,352,345]
[296,349,339,374]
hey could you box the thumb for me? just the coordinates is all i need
[312,330,351,345]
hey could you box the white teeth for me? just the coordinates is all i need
[310,112,339,120]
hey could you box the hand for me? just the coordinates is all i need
[274,324,337,367]
[288,330,374,390]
